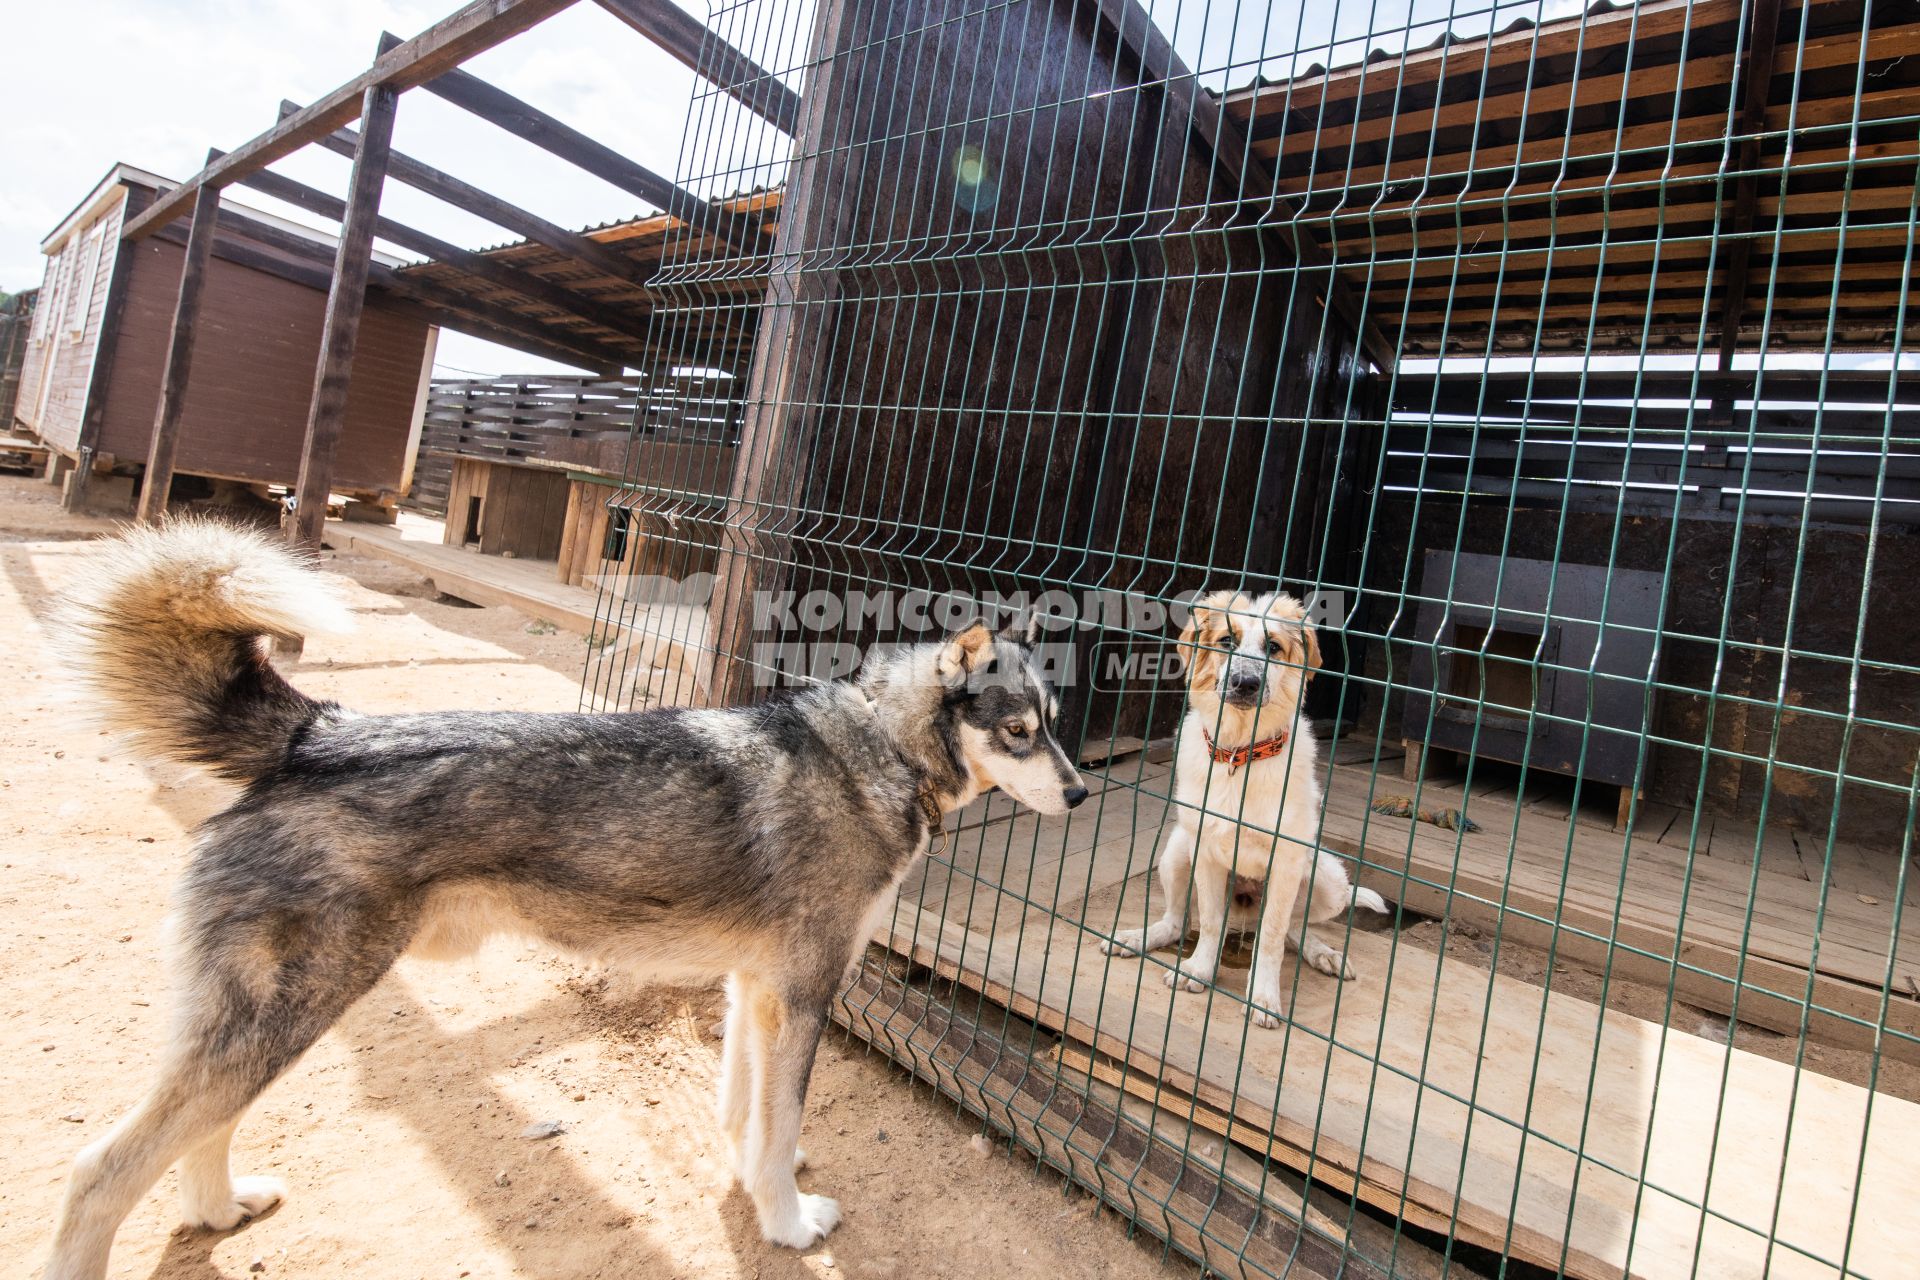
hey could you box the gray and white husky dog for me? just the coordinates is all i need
[44,520,1086,1280]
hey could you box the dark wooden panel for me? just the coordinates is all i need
[95,237,430,496]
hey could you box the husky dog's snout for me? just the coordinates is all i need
[1064,784,1090,808]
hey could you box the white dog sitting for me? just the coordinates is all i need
[1102,590,1387,1027]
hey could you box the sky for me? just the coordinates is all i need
[0,0,718,376]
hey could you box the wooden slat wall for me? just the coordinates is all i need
[1384,369,1920,525]
[1221,0,1920,356]
[404,372,743,515]
[94,233,431,496]
[16,191,124,449]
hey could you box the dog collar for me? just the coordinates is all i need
[1200,726,1289,776]
[917,784,948,856]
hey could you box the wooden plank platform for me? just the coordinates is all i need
[1319,757,1920,1054]
[923,744,1919,1056]
[883,744,1920,1273]
[872,878,1920,1280]
[324,512,708,682]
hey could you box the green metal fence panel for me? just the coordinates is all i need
[584,1,1920,1275]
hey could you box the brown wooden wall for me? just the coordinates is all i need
[94,235,432,497]
[443,458,572,561]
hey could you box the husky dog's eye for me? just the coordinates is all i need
[1004,722,1028,738]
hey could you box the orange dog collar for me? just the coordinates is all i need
[1200,727,1290,775]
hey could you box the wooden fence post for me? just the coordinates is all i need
[136,158,221,524]
[290,77,398,550]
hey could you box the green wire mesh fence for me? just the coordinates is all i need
[582,0,1919,1275]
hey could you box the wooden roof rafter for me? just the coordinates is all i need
[121,0,579,242]
[593,0,802,136]
[286,101,654,287]
[388,32,772,257]
[227,160,652,341]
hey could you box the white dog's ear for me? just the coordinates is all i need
[998,610,1042,648]
[1177,590,1239,694]
[937,622,995,686]
[1302,621,1323,681]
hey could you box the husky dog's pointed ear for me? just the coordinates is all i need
[937,622,995,687]
[999,610,1042,649]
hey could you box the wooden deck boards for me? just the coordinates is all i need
[937,749,1914,1012]
[873,886,1919,1280]
[875,805,1920,1280]
[886,749,1918,1269]
[1316,762,1920,1051]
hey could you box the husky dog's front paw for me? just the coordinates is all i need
[761,1192,841,1249]
[184,1176,286,1232]
[1101,928,1146,957]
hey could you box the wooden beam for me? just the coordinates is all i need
[136,169,221,524]
[593,0,802,135]
[287,100,653,286]
[66,186,151,513]
[150,210,640,371]
[291,82,398,551]
[403,42,769,256]
[1715,0,1787,369]
[123,0,579,242]
[229,163,649,339]
[702,0,852,705]
[1084,0,1397,372]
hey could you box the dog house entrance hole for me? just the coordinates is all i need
[1444,622,1540,720]
[461,495,482,547]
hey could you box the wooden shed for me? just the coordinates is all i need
[11,164,437,511]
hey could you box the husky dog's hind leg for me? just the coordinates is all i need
[46,871,408,1280]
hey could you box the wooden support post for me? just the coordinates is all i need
[700,0,853,705]
[66,187,151,514]
[136,163,221,524]
[291,81,397,551]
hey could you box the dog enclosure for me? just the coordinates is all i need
[580,1,1920,1276]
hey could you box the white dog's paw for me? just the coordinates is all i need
[1251,1006,1286,1030]
[1101,928,1145,957]
[1163,966,1207,993]
[185,1176,286,1232]
[761,1193,841,1249]
[1309,949,1357,981]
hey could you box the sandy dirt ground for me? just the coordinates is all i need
[0,475,1188,1280]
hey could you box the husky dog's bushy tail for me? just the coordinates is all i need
[60,519,351,782]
